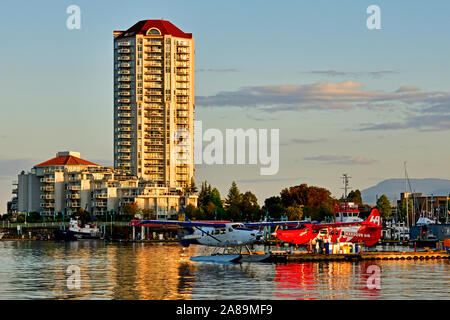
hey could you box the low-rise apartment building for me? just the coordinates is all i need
[9,151,197,217]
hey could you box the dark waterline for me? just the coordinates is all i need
[0,241,448,300]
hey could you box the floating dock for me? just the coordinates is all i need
[268,250,450,262]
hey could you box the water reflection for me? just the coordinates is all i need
[0,241,448,300]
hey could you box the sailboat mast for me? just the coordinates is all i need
[446,193,449,224]
[404,161,409,228]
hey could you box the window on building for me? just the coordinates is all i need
[147,28,161,36]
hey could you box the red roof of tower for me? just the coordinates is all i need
[35,156,100,167]
[115,19,192,39]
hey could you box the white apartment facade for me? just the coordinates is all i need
[11,151,197,217]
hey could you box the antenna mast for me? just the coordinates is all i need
[342,174,351,202]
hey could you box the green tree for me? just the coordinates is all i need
[280,183,335,208]
[303,204,333,222]
[240,191,261,221]
[226,181,242,207]
[376,194,392,218]
[347,189,363,206]
[73,208,90,224]
[122,203,140,218]
[185,203,201,220]
[142,208,155,219]
[189,177,198,193]
[210,187,225,220]
[225,181,243,221]
[263,196,286,220]
[198,181,212,208]
[285,204,303,221]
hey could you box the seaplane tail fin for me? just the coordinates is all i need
[179,206,190,222]
[365,208,382,228]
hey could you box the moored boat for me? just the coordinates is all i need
[55,219,102,241]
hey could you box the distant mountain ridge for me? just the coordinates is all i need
[361,178,450,205]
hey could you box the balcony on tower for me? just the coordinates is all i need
[40,185,54,192]
[118,133,132,139]
[145,54,162,61]
[144,97,163,103]
[145,47,162,53]
[146,39,162,46]
[145,62,163,68]
[176,40,189,47]
[117,41,132,46]
[145,89,163,96]
[176,54,189,61]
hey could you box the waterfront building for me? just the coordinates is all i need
[9,151,197,217]
[113,20,195,189]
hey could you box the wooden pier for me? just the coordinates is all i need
[268,250,450,262]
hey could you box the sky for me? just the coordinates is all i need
[1,0,450,212]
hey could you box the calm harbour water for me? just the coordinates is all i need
[0,241,448,300]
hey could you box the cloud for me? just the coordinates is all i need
[281,138,326,146]
[196,81,447,113]
[300,70,398,79]
[197,80,450,131]
[396,85,420,93]
[303,155,377,165]
[245,112,279,122]
[196,68,239,73]
[359,114,450,132]
[359,94,450,131]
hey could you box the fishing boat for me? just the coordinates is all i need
[55,219,102,240]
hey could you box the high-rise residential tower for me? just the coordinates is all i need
[113,20,195,189]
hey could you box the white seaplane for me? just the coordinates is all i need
[136,216,306,263]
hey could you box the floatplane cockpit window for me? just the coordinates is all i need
[231,223,244,229]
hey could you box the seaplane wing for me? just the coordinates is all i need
[136,220,227,228]
[244,220,312,228]
[309,221,363,229]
